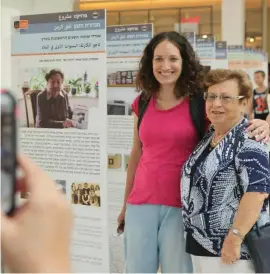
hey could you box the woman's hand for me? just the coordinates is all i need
[246,119,270,143]
[221,232,242,264]
[117,207,126,226]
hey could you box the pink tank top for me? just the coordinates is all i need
[127,95,201,208]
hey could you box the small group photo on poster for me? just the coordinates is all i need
[71,182,101,207]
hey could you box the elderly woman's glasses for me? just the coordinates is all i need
[204,93,245,104]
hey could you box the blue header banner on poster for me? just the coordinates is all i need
[11,10,106,55]
[195,36,215,59]
[107,23,153,57]
[20,10,105,24]
[17,20,105,34]
[228,45,244,53]
[215,41,227,59]
[228,45,244,60]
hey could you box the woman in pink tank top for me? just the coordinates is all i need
[117,31,270,274]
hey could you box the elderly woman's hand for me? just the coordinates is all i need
[246,119,270,143]
[221,231,242,264]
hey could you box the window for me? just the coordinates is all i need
[119,10,148,25]
[107,11,120,26]
[245,2,263,49]
[180,7,212,36]
[149,9,179,34]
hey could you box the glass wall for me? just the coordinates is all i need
[80,0,267,51]
[107,11,120,25]
[245,0,263,49]
[149,9,179,34]
[107,6,214,37]
[120,10,149,25]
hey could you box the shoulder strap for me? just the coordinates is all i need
[189,90,206,140]
[138,90,206,140]
[137,93,150,132]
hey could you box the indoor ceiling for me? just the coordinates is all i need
[80,0,270,8]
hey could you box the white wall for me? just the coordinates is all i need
[0,0,74,89]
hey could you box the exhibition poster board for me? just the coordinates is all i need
[228,45,268,90]
[106,23,153,273]
[193,35,228,69]
[11,10,109,273]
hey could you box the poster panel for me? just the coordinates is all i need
[106,23,153,273]
[11,10,109,273]
[195,35,218,69]
[182,32,195,49]
[228,46,268,106]
[213,41,228,69]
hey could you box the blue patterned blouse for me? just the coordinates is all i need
[181,117,270,259]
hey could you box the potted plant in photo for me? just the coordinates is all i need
[29,68,48,94]
[84,83,91,95]
[29,78,45,94]
[68,78,82,96]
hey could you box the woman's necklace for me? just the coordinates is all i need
[210,119,243,148]
[211,127,232,147]
[211,133,227,147]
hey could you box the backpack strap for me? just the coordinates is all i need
[138,89,206,140]
[137,92,151,132]
[189,89,206,140]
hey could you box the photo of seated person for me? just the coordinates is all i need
[90,195,100,207]
[35,69,73,128]
[81,189,90,205]
[94,185,100,206]
[83,182,90,195]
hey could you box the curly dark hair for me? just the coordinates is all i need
[45,69,64,82]
[136,31,203,99]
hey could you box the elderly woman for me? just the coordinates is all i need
[181,69,270,273]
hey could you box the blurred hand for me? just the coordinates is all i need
[1,155,73,273]
[63,119,73,128]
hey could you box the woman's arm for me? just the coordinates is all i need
[230,192,269,238]
[221,193,269,265]
[221,140,270,264]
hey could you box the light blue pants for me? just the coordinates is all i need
[124,204,193,273]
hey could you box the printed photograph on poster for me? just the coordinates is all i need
[56,180,67,194]
[71,182,101,207]
[107,68,137,87]
[107,99,132,116]
[108,154,122,170]
[17,67,100,129]
[21,179,67,199]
